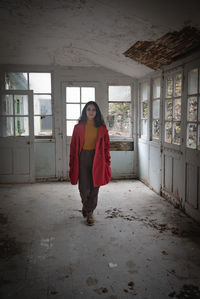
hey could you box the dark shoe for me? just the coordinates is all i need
[82,207,87,218]
[87,213,94,226]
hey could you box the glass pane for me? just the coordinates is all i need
[34,95,52,115]
[81,104,86,113]
[152,120,160,139]
[109,86,131,102]
[142,101,148,119]
[140,82,149,101]
[173,122,181,145]
[0,117,14,137]
[108,103,131,137]
[14,95,28,115]
[5,73,28,90]
[173,98,181,121]
[187,123,197,149]
[81,87,95,102]
[66,104,80,120]
[29,73,51,93]
[198,125,200,150]
[165,100,172,120]
[188,68,198,95]
[34,116,52,136]
[141,119,147,137]
[0,95,13,115]
[15,117,29,136]
[166,77,173,98]
[67,120,78,136]
[174,73,182,97]
[66,87,80,103]
[199,98,200,121]
[187,96,197,121]
[153,78,161,99]
[165,122,172,143]
[152,100,160,119]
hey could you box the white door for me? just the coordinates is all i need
[0,90,34,183]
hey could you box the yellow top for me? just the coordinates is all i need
[83,120,98,150]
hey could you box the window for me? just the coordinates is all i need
[108,86,131,138]
[5,72,52,137]
[152,78,161,140]
[0,94,29,137]
[164,73,182,145]
[66,86,95,136]
[140,81,149,138]
[187,68,200,150]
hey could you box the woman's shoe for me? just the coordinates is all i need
[87,213,94,226]
[82,207,87,218]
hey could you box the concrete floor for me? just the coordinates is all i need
[0,180,200,299]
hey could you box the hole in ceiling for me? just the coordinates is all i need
[123,26,200,70]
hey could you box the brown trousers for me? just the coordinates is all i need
[78,150,99,214]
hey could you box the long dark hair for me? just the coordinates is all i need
[78,101,105,127]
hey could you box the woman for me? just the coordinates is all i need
[69,101,111,226]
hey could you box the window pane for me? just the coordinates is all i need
[5,73,28,90]
[0,95,13,115]
[199,98,200,121]
[188,68,198,95]
[109,86,131,102]
[153,78,161,99]
[67,120,78,136]
[34,95,52,115]
[15,117,29,136]
[140,82,149,101]
[66,87,80,103]
[81,87,95,102]
[174,73,182,97]
[34,116,52,136]
[173,122,181,145]
[141,119,147,137]
[66,104,80,120]
[0,117,14,137]
[165,122,172,143]
[108,103,131,137]
[152,120,160,139]
[173,98,181,121]
[187,96,197,121]
[166,77,173,98]
[187,123,197,149]
[152,99,160,119]
[29,73,51,93]
[142,101,148,119]
[165,100,172,120]
[14,95,28,115]
[198,125,200,150]
[81,104,86,113]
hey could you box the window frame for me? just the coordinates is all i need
[108,84,133,141]
[151,76,161,142]
[4,71,53,139]
[186,67,200,150]
[65,82,97,138]
[139,80,150,140]
[163,71,183,147]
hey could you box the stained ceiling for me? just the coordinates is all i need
[0,0,200,78]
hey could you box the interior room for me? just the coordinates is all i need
[0,0,200,298]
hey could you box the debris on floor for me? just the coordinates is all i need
[168,284,200,298]
[94,287,108,294]
[108,262,118,268]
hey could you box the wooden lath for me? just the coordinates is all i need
[123,27,200,69]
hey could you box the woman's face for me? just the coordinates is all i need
[86,104,96,120]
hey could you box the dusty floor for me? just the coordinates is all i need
[0,180,200,299]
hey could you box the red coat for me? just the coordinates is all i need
[69,123,111,187]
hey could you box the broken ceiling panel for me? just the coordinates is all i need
[123,26,200,69]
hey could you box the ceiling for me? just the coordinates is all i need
[0,0,200,78]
